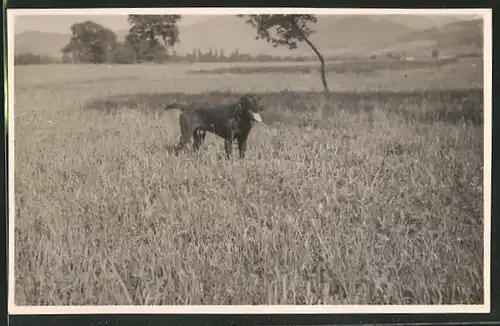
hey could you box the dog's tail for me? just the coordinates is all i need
[164,103,186,111]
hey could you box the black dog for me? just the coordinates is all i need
[165,94,264,159]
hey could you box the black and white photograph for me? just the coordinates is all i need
[7,8,491,314]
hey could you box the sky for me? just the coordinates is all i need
[12,12,482,35]
[13,15,212,34]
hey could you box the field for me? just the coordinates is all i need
[13,58,484,305]
[188,57,460,75]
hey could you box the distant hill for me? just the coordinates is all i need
[367,15,468,30]
[138,15,466,57]
[300,15,416,54]
[13,15,482,60]
[163,15,417,56]
[390,18,483,56]
[14,31,71,59]
[400,19,483,47]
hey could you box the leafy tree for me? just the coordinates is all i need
[126,15,181,62]
[15,53,58,65]
[61,21,118,64]
[139,39,169,63]
[239,14,329,92]
[112,41,138,64]
[61,53,72,64]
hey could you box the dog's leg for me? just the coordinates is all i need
[224,138,233,159]
[237,134,249,159]
[193,129,206,152]
[174,134,190,155]
[174,113,192,155]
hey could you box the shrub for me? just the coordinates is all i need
[15,52,59,65]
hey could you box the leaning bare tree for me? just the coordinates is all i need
[239,14,329,92]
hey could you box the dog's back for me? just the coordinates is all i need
[166,102,238,132]
[165,103,186,111]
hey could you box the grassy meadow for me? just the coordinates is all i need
[188,57,460,75]
[13,58,484,305]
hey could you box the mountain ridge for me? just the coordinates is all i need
[14,15,482,59]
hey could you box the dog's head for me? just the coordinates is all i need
[237,94,264,123]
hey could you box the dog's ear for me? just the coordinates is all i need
[239,95,250,106]
[239,94,260,109]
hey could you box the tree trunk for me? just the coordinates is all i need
[290,18,330,93]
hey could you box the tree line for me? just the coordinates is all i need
[14,15,473,92]
[15,15,444,92]
[26,14,451,92]
[16,48,323,65]
[55,15,328,64]
[61,44,322,64]
[56,14,332,92]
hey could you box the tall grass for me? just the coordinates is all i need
[13,63,484,305]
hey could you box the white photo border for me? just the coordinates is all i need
[6,7,493,315]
